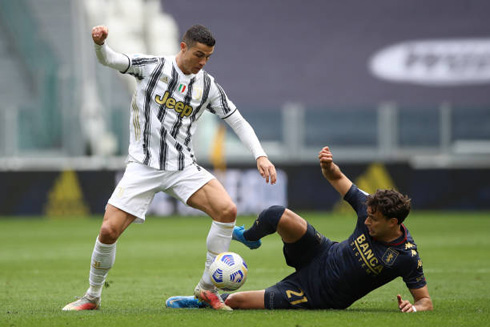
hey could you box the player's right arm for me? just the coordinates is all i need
[92,25,108,45]
[318,146,352,197]
[92,25,130,72]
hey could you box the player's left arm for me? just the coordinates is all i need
[223,111,277,184]
[397,285,433,312]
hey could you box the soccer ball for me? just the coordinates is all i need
[209,252,248,291]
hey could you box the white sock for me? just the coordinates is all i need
[86,237,116,298]
[200,221,235,288]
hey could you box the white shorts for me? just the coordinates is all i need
[108,162,215,223]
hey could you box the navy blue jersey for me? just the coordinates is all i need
[297,184,426,309]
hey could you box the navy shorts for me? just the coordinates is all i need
[264,223,333,309]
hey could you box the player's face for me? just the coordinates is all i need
[365,207,395,240]
[180,42,214,74]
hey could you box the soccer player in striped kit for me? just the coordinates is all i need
[63,24,276,311]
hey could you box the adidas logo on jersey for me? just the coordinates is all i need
[155,91,193,117]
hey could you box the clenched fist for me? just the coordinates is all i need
[92,25,109,45]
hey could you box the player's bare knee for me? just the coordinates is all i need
[278,209,305,227]
[216,202,237,222]
[98,223,120,244]
[276,209,308,243]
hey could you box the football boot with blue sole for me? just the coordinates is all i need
[232,225,261,249]
[165,296,207,309]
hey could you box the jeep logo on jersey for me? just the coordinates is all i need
[155,91,193,117]
[369,38,490,86]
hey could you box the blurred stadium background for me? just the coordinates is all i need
[0,0,489,216]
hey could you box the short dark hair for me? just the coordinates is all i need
[366,189,411,224]
[182,24,216,48]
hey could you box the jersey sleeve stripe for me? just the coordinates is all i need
[120,54,131,74]
[215,81,232,114]
[222,108,238,120]
[132,57,159,66]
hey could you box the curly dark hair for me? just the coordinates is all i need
[366,189,411,224]
[182,24,216,48]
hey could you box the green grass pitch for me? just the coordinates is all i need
[1,211,489,326]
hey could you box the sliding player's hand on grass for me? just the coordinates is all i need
[397,294,416,313]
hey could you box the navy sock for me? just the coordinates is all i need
[243,205,286,241]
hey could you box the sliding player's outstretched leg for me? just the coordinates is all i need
[232,205,286,249]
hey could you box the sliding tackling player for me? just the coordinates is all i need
[167,146,433,312]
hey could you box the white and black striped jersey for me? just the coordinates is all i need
[123,54,239,171]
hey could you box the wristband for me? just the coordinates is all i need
[412,306,417,312]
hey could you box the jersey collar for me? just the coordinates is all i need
[386,224,408,246]
[372,224,407,246]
